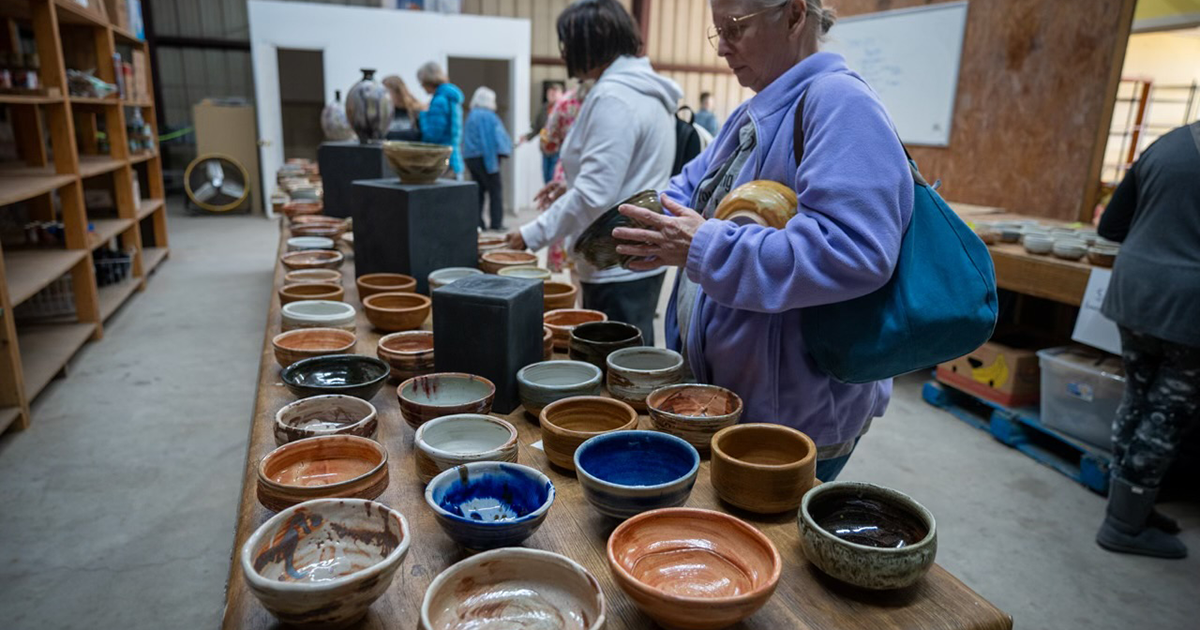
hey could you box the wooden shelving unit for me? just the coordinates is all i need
[0,0,168,433]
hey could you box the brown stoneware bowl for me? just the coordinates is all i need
[606,348,687,410]
[480,249,538,274]
[285,269,342,285]
[711,423,816,514]
[291,222,347,239]
[273,394,378,445]
[290,214,345,228]
[281,249,344,271]
[376,330,435,381]
[356,273,417,299]
[272,327,357,368]
[607,507,781,630]
[362,292,431,332]
[279,282,344,306]
[256,435,389,512]
[542,281,578,312]
[646,384,743,453]
[280,200,322,218]
[544,309,607,350]
[539,396,637,470]
[397,372,496,430]
[569,321,644,370]
[382,140,452,184]
[497,265,552,281]
[543,326,554,360]
[477,235,507,263]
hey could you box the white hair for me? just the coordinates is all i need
[470,86,497,110]
[743,0,836,37]
[416,61,447,86]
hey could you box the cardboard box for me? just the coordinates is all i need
[936,339,1043,408]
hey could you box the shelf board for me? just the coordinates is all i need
[0,406,20,434]
[98,279,138,320]
[3,248,88,306]
[69,95,120,107]
[0,170,76,207]
[125,99,153,107]
[78,155,124,179]
[129,152,156,164]
[136,198,163,220]
[54,0,107,28]
[0,93,64,105]
[18,322,95,401]
[88,218,134,251]
[112,25,144,45]
[143,247,167,273]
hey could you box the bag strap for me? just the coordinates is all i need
[1190,120,1200,158]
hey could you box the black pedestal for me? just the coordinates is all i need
[317,141,388,218]
[433,275,543,414]
[350,178,479,294]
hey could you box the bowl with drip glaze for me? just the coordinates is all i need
[273,394,378,445]
[424,461,555,551]
[256,435,389,511]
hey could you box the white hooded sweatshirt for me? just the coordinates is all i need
[520,55,683,283]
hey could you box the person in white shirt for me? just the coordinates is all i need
[505,0,682,344]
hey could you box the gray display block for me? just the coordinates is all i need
[317,141,388,218]
[432,275,543,414]
[350,178,479,294]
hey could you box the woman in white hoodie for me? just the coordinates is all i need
[505,0,682,344]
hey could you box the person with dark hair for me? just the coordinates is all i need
[520,81,566,183]
[506,0,682,344]
[695,91,719,135]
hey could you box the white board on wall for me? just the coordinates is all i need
[824,1,969,147]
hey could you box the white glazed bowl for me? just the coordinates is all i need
[413,414,520,483]
[428,267,484,291]
[287,236,336,252]
[1052,238,1088,260]
[281,300,357,332]
[1022,235,1054,255]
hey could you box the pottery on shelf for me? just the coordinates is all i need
[575,430,700,520]
[287,236,336,252]
[397,372,496,430]
[1052,237,1088,261]
[544,308,607,350]
[272,327,356,369]
[290,214,345,228]
[413,414,520,484]
[798,481,937,590]
[281,201,323,219]
[285,269,343,285]
[713,180,798,229]
[280,354,390,400]
[362,291,431,332]
[497,265,551,281]
[1022,234,1054,255]
[382,140,452,184]
[424,461,555,551]
[1087,244,1118,268]
[292,222,347,239]
[376,330,434,381]
[646,384,743,454]
[241,498,410,628]
[356,272,417,299]
[256,435,389,511]
[480,249,538,274]
[344,68,394,144]
[607,507,782,630]
[273,394,378,445]
[279,282,344,306]
[539,396,638,470]
[420,548,605,630]
[574,190,662,270]
[321,89,355,141]
[542,281,578,312]
[606,347,686,410]
[281,249,344,271]
[711,423,816,514]
[477,234,508,263]
[281,300,357,333]
[428,266,484,291]
[569,321,644,370]
[516,360,604,417]
[543,326,554,360]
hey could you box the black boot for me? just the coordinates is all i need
[1096,477,1187,559]
[1149,509,1182,535]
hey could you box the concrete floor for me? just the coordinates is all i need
[0,204,1196,630]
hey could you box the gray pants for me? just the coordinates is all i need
[582,273,665,346]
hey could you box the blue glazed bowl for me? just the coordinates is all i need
[424,461,555,551]
[574,430,700,520]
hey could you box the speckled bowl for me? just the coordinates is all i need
[272,327,357,368]
[281,249,344,271]
[480,249,538,274]
[397,372,496,430]
[356,273,417,299]
[544,308,607,350]
[425,461,555,551]
[362,292,431,332]
[256,435,389,512]
[382,140,452,184]
[285,269,343,285]
[281,300,356,333]
[575,430,700,520]
[414,414,520,484]
[428,266,484,291]
[273,394,378,445]
[539,396,638,470]
[279,282,344,306]
[280,354,390,400]
[497,265,551,281]
[542,281,578,312]
[606,347,686,410]
[376,330,434,381]
[569,321,644,371]
[516,360,604,418]
[646,384,743,454]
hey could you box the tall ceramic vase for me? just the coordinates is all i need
[321,90,355,141]
[344,68,393,144]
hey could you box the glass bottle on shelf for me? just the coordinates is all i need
[24,53,39,90]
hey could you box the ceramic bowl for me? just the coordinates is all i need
[280,200,322,218]
[241,498,410,629]
[425,462,555,551]
[480,249,538,274]
[287,236,336,252]
[291,214,344,228]
[497,265,551,281]
[543,326,554,360]
[713,180,798,229]
[382,140,452,184]
[516,360,604,417]
[397,372,496,430]
[542,281,578,312]
[544,308,607,350]
[420,548,605,630]
[256,435,389,511]
[1022,234,1054,255]
[711,423,816,514]
[569,321,644,370]
[1052,237,1088,261]
[997,227,1022,243]
[292,222,346,239]
[574,190,662,270]
[280,354,390,400]
[575,430,700,520]
[539,396,638,470]
[376,330,434,381]
[608,507,782,630]
[362,292,431,332]
[1087,245,1119,268]
[273,394,378,445]
[1049,227,1078,238]
[646,384,743,454]
[606,347,686,409]
[285,269,343,285]
[798,481,937,590]
[279,282,344,306]
[477,235,507,262]
[414,414,520,484]
[356,273,417,299]
[281,300,357,333]
[281,250,344,271]
[272,327,357,368]
[973,227,998,245]
[428,266,483,291]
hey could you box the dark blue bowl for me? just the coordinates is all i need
[574,430,700,520]
[424,462,555,550]
[280,354,390,400]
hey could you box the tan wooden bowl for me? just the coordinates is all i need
[279,282,344,306]
[543,281,578,312]
[711,423,816,514]
[544,308,607,350]
[272,327,357,368]
[362,292,431,332]
[539,396,637,470]
[255,434,389,512]
[356,273,417,300]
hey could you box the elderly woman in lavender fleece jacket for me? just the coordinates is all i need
[614,0,913,481]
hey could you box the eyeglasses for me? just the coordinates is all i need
[707,5,783,50]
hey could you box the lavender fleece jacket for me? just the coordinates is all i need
[664,52,914,448]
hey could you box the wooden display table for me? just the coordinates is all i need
[220,227,1013,630]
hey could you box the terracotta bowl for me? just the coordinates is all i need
[646,384,743,454]
[798,481,937,590]
[376,330,434,381]
[280,200,322,218]
[397,372,496,430]
[477,234,507,261]
[291,222,346,239]
[542,281,578,312]
[362,292,431,332]
[544,308,607,350]
[273,394,378,445]
[497,265,551,281]
[272,327,357,368]
[516,360,604,418]
[413,414,519,484]
[1087,245,1118,268]
[279,282,344,306]
[281,300,356,333]
[356,273,417,299]
[290,214,345,228]
[575,430,700,520]
[241,498,410,628]
[569,321,644,370]
[382,140,452,184]
[285,269,342,285]
[608,508,782,630]
[606,347,686,410]
[281,250,344,271]
[280,354,390,400]
[480,249,537,274]
[711,423,815,514]
[420,548,605,630]
[287,236,336,252]
[539,396,637,470]
[543,326,554,360]
[256,435,389,511]
[425,462,555,551]
[428,266,483,291]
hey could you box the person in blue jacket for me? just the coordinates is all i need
[416,61,465,178]
[463,87,514,230]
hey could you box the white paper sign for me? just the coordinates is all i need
[1072,269,1121,355]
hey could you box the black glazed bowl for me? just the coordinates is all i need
[280,354,390,400]
[573,190,662,270]
[568,321,644,371]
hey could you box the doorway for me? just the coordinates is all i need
[448,57,514,223]
[276,49,326,162]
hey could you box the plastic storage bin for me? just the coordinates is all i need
[1037,347,1125,451]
